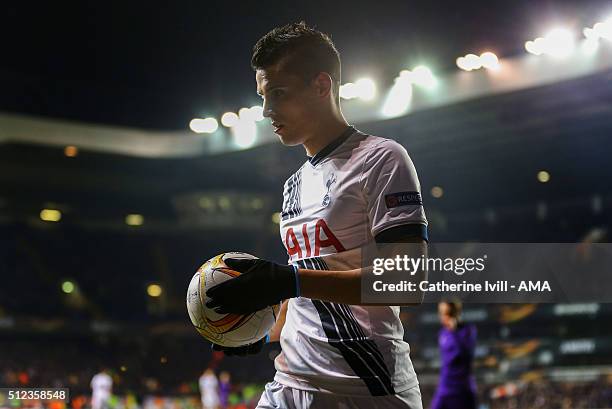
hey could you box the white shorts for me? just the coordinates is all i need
[256,381,423,409]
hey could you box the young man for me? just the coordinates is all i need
[206,22,428,408]
[431,300,478,409]
[199,368,220,409]
[90,368,112,409]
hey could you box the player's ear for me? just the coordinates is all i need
[311,72,333,99]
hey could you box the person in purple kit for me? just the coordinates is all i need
[218,371,231,408]
[430,300,478,409]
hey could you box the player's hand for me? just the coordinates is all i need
[205,258,299,314]
[211,335,268,357]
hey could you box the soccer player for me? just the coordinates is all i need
[430,300,478,409]
[90,368,112,409]
[199,368,220,409]
[206,22,428,408]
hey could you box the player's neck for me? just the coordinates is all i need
[302,115,350,158]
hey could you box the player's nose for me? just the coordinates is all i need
[262,100,273,118]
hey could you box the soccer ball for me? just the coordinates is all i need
[186,252,279,347]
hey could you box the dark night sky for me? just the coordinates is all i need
[1,0,610,130]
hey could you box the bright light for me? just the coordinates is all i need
[594,21,612,40]
[543,28,575,57]
[125,214,144,226]
[583,27,599,40]
[526,28,575,58]
[62,280,75,294]
[221,112,239,127]
[355,78,376,100]
[464,54,482,70]
[525,40,542,55]
[382,76,413,117]
[40,209,61,222]
[233,118,257,148]
[271,212,281,224]
[582,38,600,54]
[64,146,78,157]
[238,107,252,120]
[340,82,358,100]
[480,52,500,70]
[431,186,444,198]
[456,57,471,71]
[250,105,265,121]
[537,170,551,183]
[411,66,436,89]
[457,53,499,71]
[147,284,163,297]
[592,18,612,40]
[189,118,218,133]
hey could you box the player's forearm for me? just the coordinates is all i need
[268,300,288,342]
[298,240,427,305]
[298,267,424,305]
[298,267,363,304]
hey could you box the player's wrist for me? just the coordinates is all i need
[275,262,300,299]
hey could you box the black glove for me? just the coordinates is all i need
[212,335,268,357]
[205,258,299,314]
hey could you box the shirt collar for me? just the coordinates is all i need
[307,125,355,166]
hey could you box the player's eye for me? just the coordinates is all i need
[271,89,285,98]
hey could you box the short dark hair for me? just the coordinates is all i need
[441,299,463,318]
[251,21,341,104]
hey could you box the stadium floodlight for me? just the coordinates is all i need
[382,76,413,117]
[480,52,500,70]
[543,28,575,57]
[354,78,376,100]
[583,27,599,40]
[62,280,75,294]
[189,117,218,133]
[64,145,78,157]
[147,283,163,297]
[221,112,239,127]
[249,105,265,121]
[40,209,61,222]
[125,214,144,226]
[411,66,436,89]
[525,40,542,55]
[526,28,575,58]
[464,54,482,70]
[233,118,257,148]
[340,82,358,100]
[593,18,612,40]
[431,186,444,198]
[581,37,600,54]
[537,170,551,183]
[456,56,471,71]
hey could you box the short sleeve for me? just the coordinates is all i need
[360,140,427,238]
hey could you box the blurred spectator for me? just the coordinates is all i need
[91,369,113,409]
[199,369,219,409]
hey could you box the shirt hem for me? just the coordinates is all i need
[274,371,419,396]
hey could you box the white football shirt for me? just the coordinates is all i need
[91,372,112,398]
[274,126,428,396]
[199,372,219,407]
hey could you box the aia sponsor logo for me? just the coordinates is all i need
[285,219,345,260]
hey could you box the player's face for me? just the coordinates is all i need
[438,302,453,328]
[256,66,321,146]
